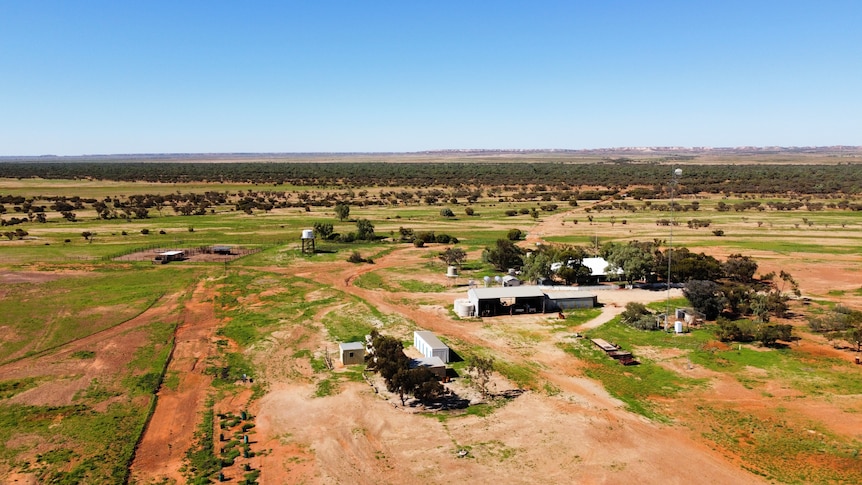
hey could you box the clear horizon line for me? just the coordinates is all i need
[3,145,862,158]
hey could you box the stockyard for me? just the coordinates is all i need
[1,154,862,484]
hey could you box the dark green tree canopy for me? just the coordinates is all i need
[683,280,726,320]
[334,203,350,221]
[602,241,655,285]
[482,239,525,272]
[355,218,375,240]
[438,247,467,267]
[723,253,758,283]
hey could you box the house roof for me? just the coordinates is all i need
[414,331,447,350]
[159,250,185,257]
[339,342,365,351]
[543,290,597,300]
[468,286,546,300]
[583,257,623,277]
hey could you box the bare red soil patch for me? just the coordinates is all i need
[129,279,221,484]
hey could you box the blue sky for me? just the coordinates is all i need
[1,1,860,155]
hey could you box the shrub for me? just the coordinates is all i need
[415,231,436,243]
[435,233,451,244]
[507,228,523,241]
[141,228,150,235]
[440,208,455,217]
[620,302,657,330]
[347,251,364,263]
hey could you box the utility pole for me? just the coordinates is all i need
[666,167,682,331]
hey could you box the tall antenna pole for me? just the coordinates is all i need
[666,167,682,330]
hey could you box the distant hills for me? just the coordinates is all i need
[1,146,861,163]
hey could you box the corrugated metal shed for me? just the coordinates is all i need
[544,291,597,300]
[468,287,546,299]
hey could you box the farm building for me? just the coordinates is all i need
[154,250,186,264]
[551,257,622,284]
[501,275,521,287]
[211,245,233,255]
[582,257,624,283]
[409,356,446,379]
[544,290,598,310]
[339,342,366,366]
[467,286,548,317]
[676,307,705,325]
[464,286,597,317]
[414,331,450,363]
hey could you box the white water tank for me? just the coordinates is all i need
[447,266,458,277]
[674,320,683,334]
[301,229,315,239]
[454,299,475,317]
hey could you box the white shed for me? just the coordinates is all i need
[501,275,521,287]
[339,342,366,366]
[413,331,450,363]
[409,357,446,379]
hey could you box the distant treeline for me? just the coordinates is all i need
[1,162,861,195]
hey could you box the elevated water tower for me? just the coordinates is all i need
[301,229,315,254]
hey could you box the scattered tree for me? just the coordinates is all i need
[334,203,350,221]
[683,280,725,320]
[355,219,375,240]
[602,242,653,285]
[438,247,467,267]
[482,239,524,272]
[520,250,554,283]
[723,253,758,283]
[466,355,495,399]
[313,222,334,239]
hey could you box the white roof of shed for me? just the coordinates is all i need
[544,291,597,300]
[339,342,365,351]
[414,331,447,350]
[469,286,546,299]
[410,356,445,369]
[159,250,185,257]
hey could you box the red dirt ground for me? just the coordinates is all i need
[4,204,861,483]
[128,279,221,484]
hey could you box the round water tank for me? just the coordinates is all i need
[674,320,683,334]
[301,229,315,239]
[483,276,491,287]
[454,299,474,317]
[447,266,458,277]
